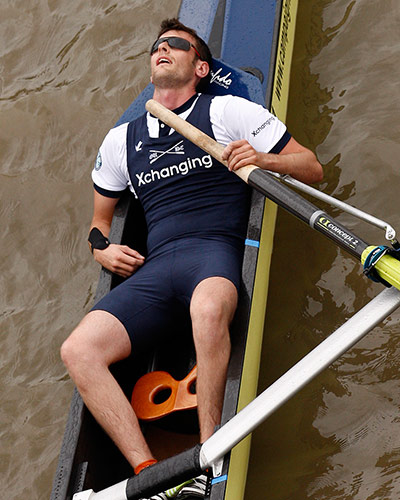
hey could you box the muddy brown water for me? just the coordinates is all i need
[1,1,399,498]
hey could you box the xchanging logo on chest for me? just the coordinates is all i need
[136,154,213,187]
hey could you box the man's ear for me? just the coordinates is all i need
[195,60,209,79]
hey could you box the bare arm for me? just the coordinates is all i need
[90,190,145,278]
[221,137,323,184]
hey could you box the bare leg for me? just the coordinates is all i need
[60,310,154,469]
[190,277,237,442]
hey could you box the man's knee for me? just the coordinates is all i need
[60,326,95,383]
[60,311,131,377]
[191,277,238,329]
[191,298,226,329]
[190,299,233,354]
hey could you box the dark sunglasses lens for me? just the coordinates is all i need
[151,37,191,54]
[169,37,191,50]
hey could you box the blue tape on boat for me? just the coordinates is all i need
[211,474,228,485]
[245,238,260,248]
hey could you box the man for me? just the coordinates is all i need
[61,18,322,498]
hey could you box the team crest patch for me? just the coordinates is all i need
[95,151,102,171]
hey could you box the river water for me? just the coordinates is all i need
[1,1,399,499]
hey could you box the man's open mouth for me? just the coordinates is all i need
[157,57,171,65]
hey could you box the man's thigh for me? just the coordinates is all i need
[91,255,183,354]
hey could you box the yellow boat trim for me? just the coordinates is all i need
[225,0,299,498]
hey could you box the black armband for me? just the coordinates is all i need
[88,227,110,253]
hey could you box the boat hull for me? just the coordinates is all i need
[50,0,299,498]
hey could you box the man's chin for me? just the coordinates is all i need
[152,73,189,90]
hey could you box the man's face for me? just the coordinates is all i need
[150,30,202,90]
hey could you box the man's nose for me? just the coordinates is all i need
[158,40,169,52]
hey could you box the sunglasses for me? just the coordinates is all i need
[150,36,202,59]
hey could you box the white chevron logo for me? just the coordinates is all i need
[149,140,185,164]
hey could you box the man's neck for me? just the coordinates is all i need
[152,87,197,110]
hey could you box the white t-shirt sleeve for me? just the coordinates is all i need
[210,95,288,152]
[91,122,136,197]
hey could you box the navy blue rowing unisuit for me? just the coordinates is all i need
[91,94,291,347]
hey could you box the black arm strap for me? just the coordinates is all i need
[88,227,110,253]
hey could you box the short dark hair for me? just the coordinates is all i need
[156,18,212,92]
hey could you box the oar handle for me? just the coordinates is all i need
[145,99,257,183]
[73,445,203,500]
